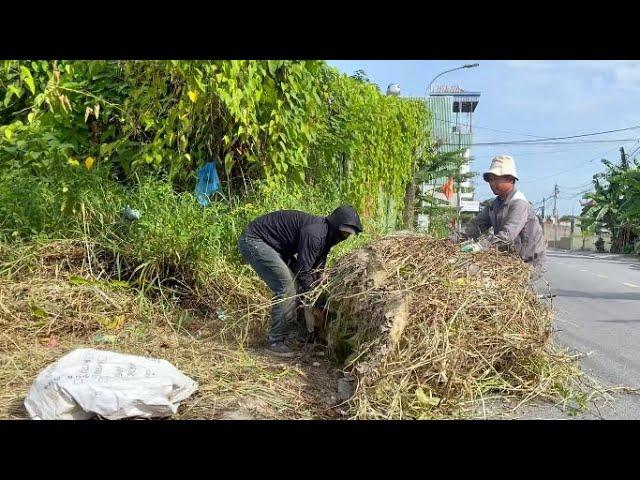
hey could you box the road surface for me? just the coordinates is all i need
[516,248,640,419]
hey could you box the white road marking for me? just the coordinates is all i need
[580,269,589,272]
[623,282,639,289]
[596,274,609,279]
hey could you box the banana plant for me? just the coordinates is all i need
[580,153,639,252]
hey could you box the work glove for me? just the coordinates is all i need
[304,306,326,333]
[477,236,492,250]
[460,241,483,253]
[460,236,492,253]
[449,227,468,244]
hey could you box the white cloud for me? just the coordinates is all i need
[537,61,640,92]
[490,60,640,120]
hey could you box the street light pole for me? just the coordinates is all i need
[553,183,559,247]
[425,63,479,97]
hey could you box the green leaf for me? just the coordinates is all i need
[24,76,35,95]
[19,65,30,80]
[224,152,234,175]
[415,387,440,407]
[19,66,35,94]
[595,206,609,222]
[30,303,47,319]
[69,275,91,286]
[195,77,206,93]
[92,333,118,344]
[108,280,130,289]
[267,61,277,76]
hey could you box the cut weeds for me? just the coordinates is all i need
[0,234,604,420]
[310,232,597,419]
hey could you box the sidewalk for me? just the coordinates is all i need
[547,248,640,263]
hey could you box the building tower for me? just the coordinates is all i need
[421,84,480,213]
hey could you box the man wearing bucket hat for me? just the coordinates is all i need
[457,155,546,276]
[238,205,363,357]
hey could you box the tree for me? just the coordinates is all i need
[580,147,640,253]
[349,69,380,92]
[350,69,370,83]
[402,147,472,231]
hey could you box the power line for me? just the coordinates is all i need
[433,118,640,144]
[557,182,593,191]
[471,145,605,160]
[519,145,631,184]
[507,125,640,143]
[431,117,548,139]
[433,118,640,142]
[558,190,591,199]
[558,183,591,190]
[444,138,638,147]
[625,141,640,159]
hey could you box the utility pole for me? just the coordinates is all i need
[456,128,462,233]
[620,146,628,170]
[553,183,559,246]
[541,197,546,234]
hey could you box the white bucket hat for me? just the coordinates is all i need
[482,155,519,181]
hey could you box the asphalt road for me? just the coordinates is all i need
[516,248,640,419]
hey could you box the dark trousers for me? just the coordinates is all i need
[238,234,299,342]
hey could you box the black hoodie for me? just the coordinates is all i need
[244,205,362,292]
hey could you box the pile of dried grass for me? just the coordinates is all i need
[316,232,583,419]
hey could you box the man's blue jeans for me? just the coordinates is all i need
[238,234,299,342]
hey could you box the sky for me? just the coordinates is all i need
[327,60,640,217]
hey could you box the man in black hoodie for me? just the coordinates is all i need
[238,205,363,357]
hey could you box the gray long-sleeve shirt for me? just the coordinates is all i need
[463,188,546,267]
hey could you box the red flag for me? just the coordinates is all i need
[441,178,454,201]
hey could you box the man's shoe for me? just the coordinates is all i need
[296,331,316,345]
[265,340,298,358]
